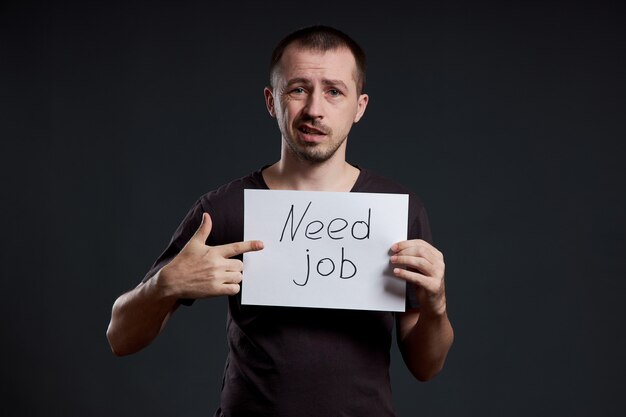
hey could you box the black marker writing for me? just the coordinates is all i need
[293,249,311,286]
[280,201,312,242]
[339,247,357,279]
[293,247,357,286]
[279,202,371,242]
[351,208,371,240]
[280,201,370,287]
[327,218,348,240]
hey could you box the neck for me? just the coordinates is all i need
[263,140,360,192]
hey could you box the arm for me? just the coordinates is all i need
[106,270,179,357]
[106,213,264,356]
[391,239,454,381]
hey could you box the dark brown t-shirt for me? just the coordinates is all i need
[143,167,432,417]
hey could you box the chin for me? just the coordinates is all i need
[285,135,345,163]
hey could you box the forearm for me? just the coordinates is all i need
[399,310,454,381]
[106,269,179,356]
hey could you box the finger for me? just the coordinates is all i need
[392,240,441,262]
[394,246,437,264]
[219,283,241,296]
[220,271,243,284]
[390,255,436,276]
[223,259,244,273]
[215,240,264,258]
[392,239,431,253]
[192,212,213,244]
[393,267,434,289]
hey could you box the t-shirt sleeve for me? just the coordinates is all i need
[141,199,208,306]
[405,197,433,310]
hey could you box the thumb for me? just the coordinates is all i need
[192,212,212,244]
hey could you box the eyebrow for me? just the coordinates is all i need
[286,78,350,91]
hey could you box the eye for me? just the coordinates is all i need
[291,87,306,94]
[327,88,342,97]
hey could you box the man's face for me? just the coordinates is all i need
[265,45,368,163]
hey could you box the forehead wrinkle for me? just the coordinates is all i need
[321,79,349,90]
[286,77,348,89]
[286,77,312,87]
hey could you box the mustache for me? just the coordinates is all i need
[296,117,332,135]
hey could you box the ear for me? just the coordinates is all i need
[264,87,276,117]
[353,93,369,123]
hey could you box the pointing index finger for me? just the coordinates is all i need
[215,240,264,258]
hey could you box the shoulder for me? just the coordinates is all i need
[355,167,431,240]
[190,168,268,245]
[196,168,267,212]
[355,167,425,211]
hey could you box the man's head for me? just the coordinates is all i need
[269,25,367,96]
[265,26,369,164]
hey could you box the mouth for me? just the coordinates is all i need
[298,124,327,136]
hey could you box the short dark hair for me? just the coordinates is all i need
[269,25,367,94]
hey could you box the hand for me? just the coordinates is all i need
[159,212,264,299]
[390,239,446,316]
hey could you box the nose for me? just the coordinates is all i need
[303,90,324,120]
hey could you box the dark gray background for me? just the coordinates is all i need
[2,0,625,416]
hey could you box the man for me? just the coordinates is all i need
[107,25,453,416]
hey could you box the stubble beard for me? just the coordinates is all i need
[282,120,346,163]
[285,134,346,163]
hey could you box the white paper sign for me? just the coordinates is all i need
[243,189,408,311]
